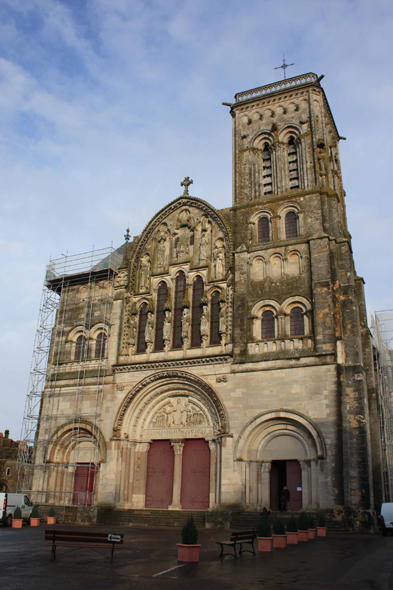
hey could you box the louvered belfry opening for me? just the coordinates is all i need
[258,216,270,243]
[191,276,204,347]
[288,136,299,190]
[172,272,186,349]
[154,282,168,351]
[262,310,275,339]
[210,291,220,345]
[137,302,148,353]
[262,143,273,196]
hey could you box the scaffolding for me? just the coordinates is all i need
[17,246,123,506]
[371,310,393,502]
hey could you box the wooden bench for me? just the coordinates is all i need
[216,530,257,559]
[45,529,124,563]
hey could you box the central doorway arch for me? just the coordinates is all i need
[270,460,302,511]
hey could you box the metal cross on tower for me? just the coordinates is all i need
[274,55,295,80]
[181,176,193,196]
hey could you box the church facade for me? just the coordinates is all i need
[31,72,381,516]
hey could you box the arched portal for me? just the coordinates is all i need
[235,410,326,510]
[113,370,228,509]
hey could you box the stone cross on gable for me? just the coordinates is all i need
[181,177,193,196]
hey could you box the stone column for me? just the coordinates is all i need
[119,441,133,505]
[310,459,318,508]
[208,441,217,508]
[245,462,250,505]
[260,462,272,509]
[65,464,76,506]
[132,442,150,508]
[169,440,185,510]
[300,460,310,508]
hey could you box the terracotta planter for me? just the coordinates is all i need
[298,530,309,542]
[308,528,316,540]
[47,517,56,525]
[177,543,201,563]
[30,518,40,527]
[317,527,327,537]
[257,537,273,552]
[286,531,298,545]
[12,519,23,529]
[272,534,287,548]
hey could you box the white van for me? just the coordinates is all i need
[0,492,34,526]
[379,503,393,536]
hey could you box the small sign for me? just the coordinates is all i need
[297,487,302,491]
[108,534,122,543]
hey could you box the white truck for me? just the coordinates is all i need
[379,503,393,536]
[0,492,34,526]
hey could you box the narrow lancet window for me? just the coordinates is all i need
[154,282,168,351]
[290,307,304,336]
[257,217,270,243]
[74,335,86,361]
[288,136,299,190]
[172,272,186,349]
[262,143,273,196]
[95,332,107,359]
[191,276,204,347]
[210,291,220,345]
[261,310,275,339]
[285,211,298,239]
[137,303,148,353]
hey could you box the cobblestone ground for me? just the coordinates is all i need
[0,524,392,590]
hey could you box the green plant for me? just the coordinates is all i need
[48,506,56,517]
[257,516,271,538]
[30,506,39,518]
[317,511,326,527]
[272,517,286,535]
[13,507,22,519]
[298,511,309,530]
[181,516,198,545]
[308,514,315,529]
[286,515,298,532]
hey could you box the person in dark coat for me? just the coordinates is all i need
[260,507,270,520]
[280,486,290,512]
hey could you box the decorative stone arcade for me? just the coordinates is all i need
[113,370,228,509]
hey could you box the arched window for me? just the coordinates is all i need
[257,217,270,243]
[137,303,148,353]
[74,335,86,361]
[288,136,299,190]
[210,291,220,345]
[95,332,107,359]
[172,272,186,349]
[154,282,168,351]
[191,276,204,347]
[262,143,272,196]
[290,307,304,336]
[285,211,298,239]
[261,310,275,339]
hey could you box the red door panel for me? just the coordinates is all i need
[145,440,174,508]
[286,460,302,511]
[269,462,279,511]
[180,439,210,509]
[73,464,95,506]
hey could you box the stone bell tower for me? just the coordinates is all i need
[223,72,379,512]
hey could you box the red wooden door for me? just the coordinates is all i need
[145,440,174,508]
[180,439,210,509]
[73,464,95,506]
[286,460,302,511]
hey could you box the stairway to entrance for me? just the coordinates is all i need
[96,508,206,528]
[230,511,348,533]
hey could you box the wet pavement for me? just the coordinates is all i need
[0,523,392,589]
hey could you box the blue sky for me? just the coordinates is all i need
[0,0,392,437]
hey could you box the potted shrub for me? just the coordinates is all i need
[47,506,56,525]
[317,511,327,537]
[308,514,316,540]
[272,517,287,548]
[177,516,201,563]
[297,511,309,542]
[286,515,298,544]
[30,506,40,527]
[257,516,273,552]
[12,507,23,529]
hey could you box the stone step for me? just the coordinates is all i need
[97,508,206,528]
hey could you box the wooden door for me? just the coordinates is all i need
[286,460,302,511]
[73,464,95,506]
[145,440,174,508]
[180,439,210,509]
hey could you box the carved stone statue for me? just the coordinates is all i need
[200,305,209,338]
[140,254,151,291]
[176,230,189,261]
[213,246,225,278]
[163,310,172,342]
[165,398,192,427]
[199,232,208,261]
[181,307,190,340]
[128,314,137,345]
[145,311,154,344]
[157,233,166,268]
[219,301,227,334]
